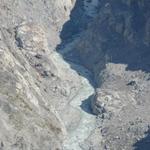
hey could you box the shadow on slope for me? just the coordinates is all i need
[104,37,150,73]
[56,0,96,87]
[56,0,97,115]
[133,130,150,150]
[104,0,150,73]
[56,0,150,116]
[77,0,150,74]
[80,95,94,115]
[57,0,90,47]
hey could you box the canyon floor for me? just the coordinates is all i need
[0,0,150,150]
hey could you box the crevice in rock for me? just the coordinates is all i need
[55,0,99,149]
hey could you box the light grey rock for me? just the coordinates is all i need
[0,1,97,149]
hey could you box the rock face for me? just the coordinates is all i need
[76,0,150,79]
[0,1,97,149]
[1,0,150,150]
[0,23,77,149]
[72,0,150,149]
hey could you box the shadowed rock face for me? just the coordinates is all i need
[67,0,150,149]
[76,0,150,78]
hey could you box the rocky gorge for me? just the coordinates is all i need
[0,0,150,150]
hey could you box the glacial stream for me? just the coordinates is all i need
[62,63,96,150]
[58,38,96,150]
[58,1,100,149]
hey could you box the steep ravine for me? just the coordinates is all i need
[58,34,97,149]
[62,65,95,150]
[56,1,102,149]
[59,0,150,149]
[1,0,150,149]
